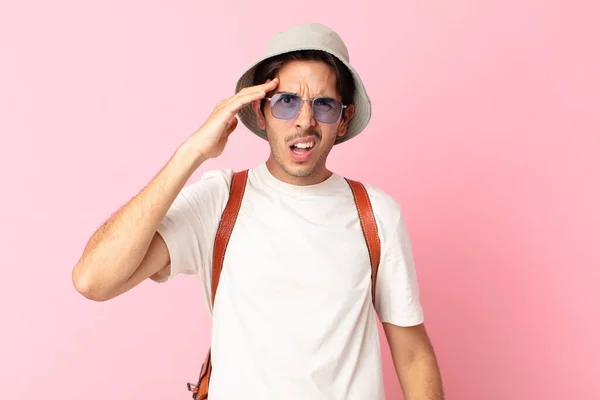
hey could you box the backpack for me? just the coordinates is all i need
[187,170,381,399]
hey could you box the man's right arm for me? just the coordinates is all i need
[71,78,279,302]
[72,144,205,301]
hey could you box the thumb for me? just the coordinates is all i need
[226,117,238,135]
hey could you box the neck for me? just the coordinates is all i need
[265,156,332,186]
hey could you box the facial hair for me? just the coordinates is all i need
[266,126,335,179]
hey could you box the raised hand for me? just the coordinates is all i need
[188,78,279,160]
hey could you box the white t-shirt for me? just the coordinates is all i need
[153,162,424,400]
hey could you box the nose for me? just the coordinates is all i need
[294,100,316,130]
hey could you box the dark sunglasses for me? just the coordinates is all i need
[265,93,347,124]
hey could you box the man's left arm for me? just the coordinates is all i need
[383,322,444,400]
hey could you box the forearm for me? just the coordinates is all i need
[396,354,444,400]
[383,323,444,400]
[72,141,205,296]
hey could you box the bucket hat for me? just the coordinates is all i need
[234,23,371,145]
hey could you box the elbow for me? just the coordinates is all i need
[72,263,113,302]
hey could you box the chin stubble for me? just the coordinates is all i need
[267,128,333,178]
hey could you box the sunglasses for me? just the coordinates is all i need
[265,93,347,124]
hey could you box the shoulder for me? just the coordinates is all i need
[176,168,237,218]
[358,182,414,256]
[182,168,235,198]
[349,180,408,246]
[339,173,404,224]
[361,182,404,224]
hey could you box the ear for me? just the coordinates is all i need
[252,99,266,130]
[337,104,355,138]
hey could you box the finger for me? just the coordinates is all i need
[220,78,277,113]
[233,78,279,100]
[221,89,267,117]
[250,77,279,92]
[216,78,278,120]
[226,117,238,135]
[261,77,279,89]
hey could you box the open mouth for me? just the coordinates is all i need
[290,141,315,154]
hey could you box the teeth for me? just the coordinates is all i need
[294,142,314,149]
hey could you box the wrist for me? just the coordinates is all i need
[173,141,207,174]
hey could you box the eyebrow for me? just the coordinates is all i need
[273,90,335,98]
[273,90,296,95]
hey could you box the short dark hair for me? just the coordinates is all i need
[253,50,356,115]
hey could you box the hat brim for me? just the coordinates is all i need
[234,46,371,145]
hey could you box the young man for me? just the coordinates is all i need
[72,23,444,399]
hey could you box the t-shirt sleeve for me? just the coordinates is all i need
[374,207,425,327]
[150,169,233,285]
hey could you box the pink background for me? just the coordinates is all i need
[1,1,599,399]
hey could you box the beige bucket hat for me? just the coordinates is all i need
[234,23,372,145]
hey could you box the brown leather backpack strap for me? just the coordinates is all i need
[193,350,211,398]
[211,169,249,306]
[191,170,248,400]
[345,178,381,303]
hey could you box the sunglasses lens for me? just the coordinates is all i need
[313,98,342,123]
[270,94,343,123]
[271,94,302,120]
